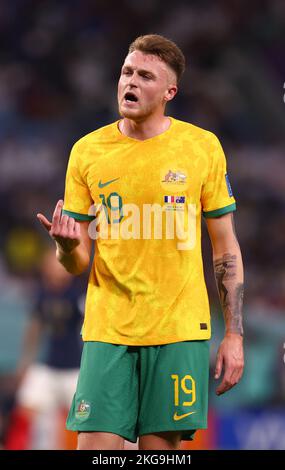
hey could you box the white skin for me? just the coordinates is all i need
[117,50,178,140]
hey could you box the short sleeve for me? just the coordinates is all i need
[62,141,94,221]
[201,135,236,218]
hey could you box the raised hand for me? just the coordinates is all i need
[37,200,81,254]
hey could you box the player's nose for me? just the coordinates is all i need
[127,72,138,87]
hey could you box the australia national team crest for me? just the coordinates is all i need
[75,400,91,420]
[160,167,189,192]
[162,169,187,183]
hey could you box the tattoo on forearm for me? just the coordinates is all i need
[214,253,244,335]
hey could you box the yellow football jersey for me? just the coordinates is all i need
[63,117,236,345]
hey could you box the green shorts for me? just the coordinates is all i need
[66,340,209,443]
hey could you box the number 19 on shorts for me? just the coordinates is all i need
[171,374,196,407]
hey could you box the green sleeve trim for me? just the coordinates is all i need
[203,202,236,218]
[62,209,95,221]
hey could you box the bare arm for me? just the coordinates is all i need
[206,212,244,395]
[208,212,244,336]
[37,200,92,275]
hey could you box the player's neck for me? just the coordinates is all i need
[119,115,171,141]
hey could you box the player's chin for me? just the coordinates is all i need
[119,105,142,119]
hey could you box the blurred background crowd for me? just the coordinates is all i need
[0,0,284,450]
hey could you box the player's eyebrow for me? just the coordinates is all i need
[122,65,156,78]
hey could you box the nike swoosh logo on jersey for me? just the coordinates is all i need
[98,178,120,188]
[173,411,196,421]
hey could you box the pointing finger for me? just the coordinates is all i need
[52,200,64,221]
[37,213,52,232]
[52,199,64,231]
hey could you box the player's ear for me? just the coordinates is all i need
[164,85,178,103]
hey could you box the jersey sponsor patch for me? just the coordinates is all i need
[225,173,233,197]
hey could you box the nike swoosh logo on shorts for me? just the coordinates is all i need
[173,411,196,421]
[98,178,120,188]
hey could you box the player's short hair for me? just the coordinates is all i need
[128,34,186,83]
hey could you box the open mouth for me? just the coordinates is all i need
[124,92,138,103]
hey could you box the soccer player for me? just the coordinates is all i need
[37,34,244,450]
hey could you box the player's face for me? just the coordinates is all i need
[117,50,177,121]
